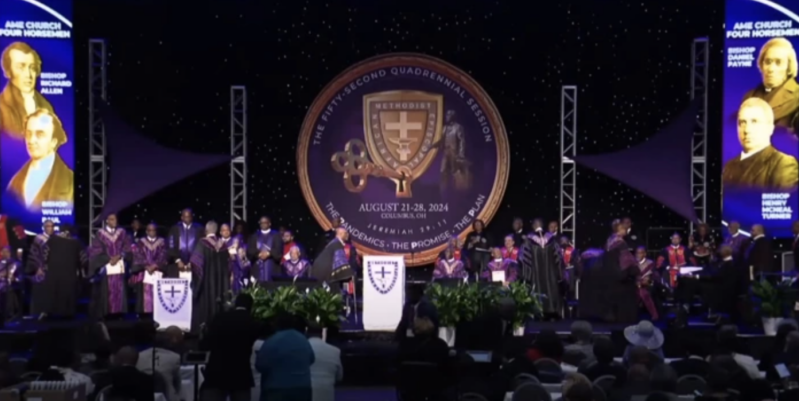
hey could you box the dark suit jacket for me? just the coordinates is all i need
[398,335,450,367]
[578,361,628,385]
[6,154,73,211]
[200,307,260,391]
[395,299,439,341]
[0,84,54,139]
[669,357,710,378]
[722,146,798,190]
[94,365,153,401]
[792,236,799,271]
[744,79,799,133]
[745,236,774,275]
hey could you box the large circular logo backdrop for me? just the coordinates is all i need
[297,53,509,266]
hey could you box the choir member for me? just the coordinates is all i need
[221,223,249,293]
[481,247,517,284]
[622,217,641,252]
[129,219,145,241]
[432,247,467,280]
[745,224,774,283]
[635,246,660,321]
[793,221,799,272]
[281,230,305,262]
[167,209,204,278]
[0,246,23,322]
[655,233,694,289]
[189,221,231,331]
[0,214,27,257]
[246,216,283,282]
[519,218,562,316]
[510,217,525,248]
[465,219,491,279]
[282,246,310,278]
[559,235,579,297]
[689,223,715,267]
[547,221,559,237]
[88,214,133,319]
[501,235,519,261]
[129,223,167,315]
[438,236,464,262]
[311,226,358,283]
[723,221,748,260]
[602,223,639,322]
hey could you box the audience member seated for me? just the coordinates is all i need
[493,342,540,394]
[307,323,343,401]
[398,317,450,370]
[138,326,183,401]
[564,380,593,401]
[0,352,21,388]
[562,372,592,395]
[668,338,710,378]
[610,364,651,401]
[256,313,314,401]
[713,325,759,379]
[94,346,153,401]
[697,361,739,401]
[395,284,439,342]
[649,364,678,399]
[579,336,626,385]
[564,321,595,365]
[626,346,662,371]
[622,321,664,365]
[45,345,94,395]
[740,379,776,401]
[762,330,799,381]
[200,294,260,401]
[526,330,565,363]
[707,354,752,395]
[758,319,797,375]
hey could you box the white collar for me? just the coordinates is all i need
[260,229,271,234]
[731,232,739,237]
[447,258,455,263]
[29,152,56,171]
[493,258,502,262]
[105,226,116,233]
[740,145,768,160]
[147,236,156,242]
[671,244,680,248]
[183,223,192,229]
[753,234,764,240]
[723,256,733,261]
[337,237,345,245]
[639,258,647,264]
[627,228,631,234]
[205,233,216,238]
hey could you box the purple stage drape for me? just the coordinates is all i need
[98,102,231,218]
[574,99,701,222]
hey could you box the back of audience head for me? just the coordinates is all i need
[627,363,650,383]
[563,381,593,401]
[785,331,799,353]
[307,322,324,339]
[593,336,615,364]
[716,325,739,354]
[645,392,672,401]
[412,317,435,338]
[680,337,705,358]
[159,326,184,350]
[629,345,652,366]
[273,312,298,331]
[562,372,591,394]
[571,320,593,344]
[706,362,732,393]
[649,364,678,393]
[115,346,139,367]
[535,330,565,359]
[234,293,254,311]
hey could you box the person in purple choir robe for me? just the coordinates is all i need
[722,221,749,261]
[634,246,660,321]
[189,221,231,332]
[27,220,82,319]
[88,214,133,319]
[481,247,518,285]
[282,246,310,278]
[167,208,204,278]
[246,216,283,283]
[0,246,23,322]
[432,246,467,280]
[219,223,250,293]
[129,223,167,315]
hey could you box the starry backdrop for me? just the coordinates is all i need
[68,0,735,257]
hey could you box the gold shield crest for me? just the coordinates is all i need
[363,91,444,197]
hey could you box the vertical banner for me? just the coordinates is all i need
[0,0,74,232]
[722,0,799,237]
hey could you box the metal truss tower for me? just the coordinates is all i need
[88,39,107,235]
[230,86,248,226]
[560,86,578,244]
[690,38,709,232]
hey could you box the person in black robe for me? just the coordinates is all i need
[510,217,525,248]
[57,224,89,311]
[579,222,639,323]
[27,220,82,319]
[315,217,341,257]
[464,219,491,280]
[166,208,203,278]
[189,221,230,332]
[708,245,741,323]
[88,214,133,319]
[311,226,358,284]
[519,218,562,317]
[246,216,283,283]
[745,224,775,283]
[622,217,641,252]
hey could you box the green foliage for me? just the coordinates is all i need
[427,283,461,327]
[299,287,345,328]
[751,279,791,318]
[505,282,543,329]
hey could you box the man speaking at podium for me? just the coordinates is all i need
[311,226,359,285]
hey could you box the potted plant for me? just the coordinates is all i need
[427,283,460,346]
[240,285,273,322]
[506,282,543,336]
[752,279,790,336]
[298,286,345,341]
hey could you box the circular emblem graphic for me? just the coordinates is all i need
[157,279,189,314]
[297,53,509,266]
[367,260,400,295]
